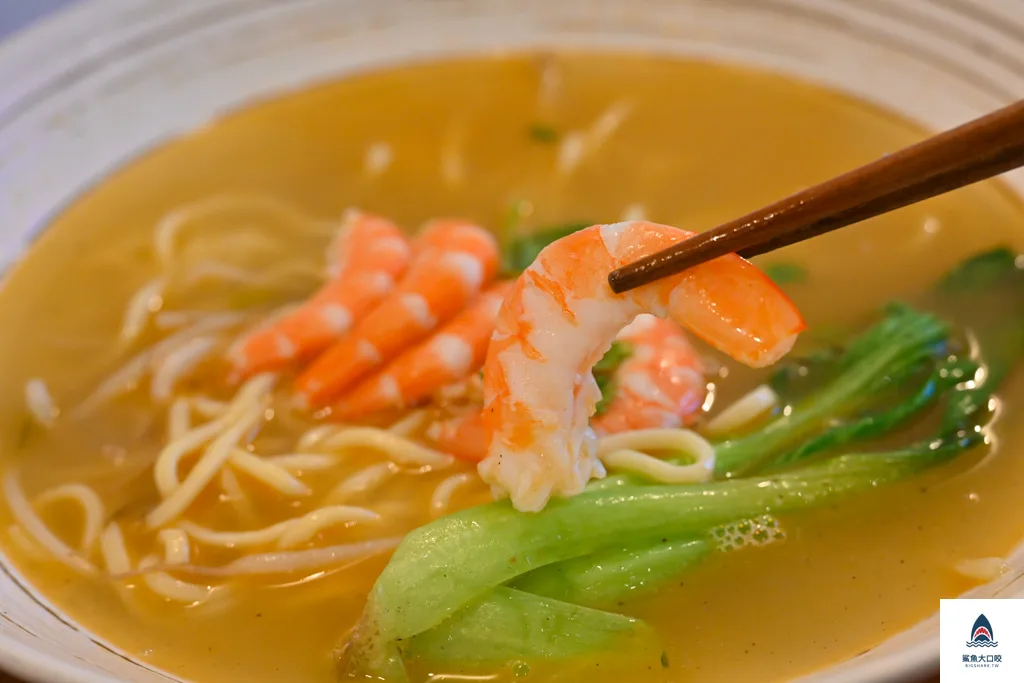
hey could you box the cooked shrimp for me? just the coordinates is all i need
[427,410,490,462]
[478,220,805,511]
[590,314,706,435]
[331,281,513,419]
[228,210,411,377]
[294,220,499,408]
[427,314,706,460]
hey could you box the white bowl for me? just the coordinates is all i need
[1,1,1023,682]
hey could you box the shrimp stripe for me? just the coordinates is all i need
[294,220,499,407]
[332,282,513,419]
[230,211,411,376]
[591,315,707,435]
[478,221,805,511]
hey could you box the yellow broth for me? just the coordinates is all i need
[1,53,1023,683]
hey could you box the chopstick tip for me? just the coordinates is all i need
[607,266,631,294]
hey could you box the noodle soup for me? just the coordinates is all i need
[0,53,1022,683]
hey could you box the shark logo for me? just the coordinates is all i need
[966,614,998,648]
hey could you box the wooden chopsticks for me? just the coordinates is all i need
[607,98,1024,294]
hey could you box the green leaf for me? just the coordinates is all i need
[594,341,633,375]
[937,247,1019,293]
[527,123,560,144]
[767,346,843,403]
[714,305,949,476]
[762,262,808,286]
[501,222,591,275]
[342,423,974,678]
[338,247,1023,680]
[766,355,978,470]
[931,246,1023,426]
[355,441,960,647]
[404,587,647,665]
[594,341,633,415]
[501,199,533,247]
[15,416,34,449]
[511,538,708,609]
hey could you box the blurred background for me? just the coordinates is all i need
[0,0,73,37]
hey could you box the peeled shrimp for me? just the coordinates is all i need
[427,410,490,462]
[228,210,411,377]
[294,220,499,408]
[479,220,805,511]
[591,314,706,435]
[427,314,707,459]
[331,281,513,419]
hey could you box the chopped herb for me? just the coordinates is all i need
[937,247,1019,293]
[763,262,808,286]
[661,651,670,668]
[594,378,619,416]
[594,340,633,377]
[228,287,287,311]
[528,123,559,144]
[502,221,591,275]
[504,199,531,233]
[594,341,633,415]
[16,416,34,449]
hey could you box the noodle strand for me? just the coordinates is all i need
[2,472,96,575]
[430,473,474,517]
[704,384,779,437]
[228,450,310,496]
[319,428,453,468]
[597,429,716,484]
[34,483,106,552]
[179,506,379,549]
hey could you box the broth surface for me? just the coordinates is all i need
[1,53,1023,683]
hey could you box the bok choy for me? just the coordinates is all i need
[337,247,1022,681]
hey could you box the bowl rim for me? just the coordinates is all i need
[2,1,1023,682]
